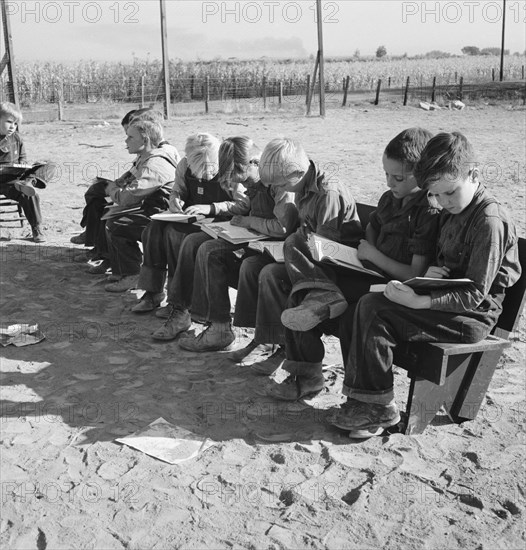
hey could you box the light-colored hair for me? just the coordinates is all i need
[218,136,260,186]
[185,133,220,180]
[259,138,310,186]
[130,108,164,125]
[0,102,23,123]
[128,120,164,148]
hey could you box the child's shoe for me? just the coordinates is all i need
[132,292,165,313]
[178,322,235,352]
[152,307,191,341]
[14,180,36,197]
[70,231,86,245]
[281,290,348,331]
[88,259,111,275]
[105,275,139,293]
[32,226,46,243]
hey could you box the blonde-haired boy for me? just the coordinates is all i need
[0,102,56,242]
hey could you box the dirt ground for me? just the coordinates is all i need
[1,103,525,550]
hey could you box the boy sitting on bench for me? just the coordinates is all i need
[328,131,522,439]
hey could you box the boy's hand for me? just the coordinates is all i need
[384,281,430,309]
[168,197,184,213]
[424,266,451,279]
[230,215,250,228]
[357,239,377,261]
[184,204,212,216]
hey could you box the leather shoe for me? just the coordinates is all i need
[132,292,165,313]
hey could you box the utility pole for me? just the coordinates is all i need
[0,0,19,106]
[160,0,171,118]
[316,0,326,116]
[499,0,506,81]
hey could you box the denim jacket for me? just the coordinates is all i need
[430,185,521,313]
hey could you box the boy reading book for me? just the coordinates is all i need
[328,131,521,438]
[0,102,56,242]
[262,128,441,401]
[232,137,364,377]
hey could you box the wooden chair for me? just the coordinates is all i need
[355,203,526,434]
[0,195,25,227]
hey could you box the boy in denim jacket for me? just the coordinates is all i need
[329,131,521,438]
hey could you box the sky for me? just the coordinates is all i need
[4,0,526,63]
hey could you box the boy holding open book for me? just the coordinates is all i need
[262,128,441,401]
[329,131,521,438]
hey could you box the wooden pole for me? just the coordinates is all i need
[500,0,506,81]
[0,0,19,106]
[307,51,320,115]
[159,0,171,119]
[459,76,464,101]
[262,76,267,109]
[374,79,382,105]
[403,76,410,106]
[278,81,283,106]
[141,74,145,107]
[342,76,350,107]
[305,74,311,105]
[431,76,436,102]
[316,0,326,116]
[204,76,209,114]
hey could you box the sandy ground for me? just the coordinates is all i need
[1,103,525,550]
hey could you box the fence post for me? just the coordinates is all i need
[279,81,283,106]
[388,76,391,88]
[403,76,410,106]
[454,71,458,83]
[141,75,145,107]
[204,76,209,114]
[190,74,195,99]
[342,76,350,107]
[431,76,436,103]
[458,76,464,101]
[56,83,64,121]
[306,74,311,105]
[492,68,495,82]
[232,76,237,100]
[522,65,525,80]
[374,79,382,105]
[262,76,267,109]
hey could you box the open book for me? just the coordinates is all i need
[370,277,473,293]
[247,240,285,262]
[199,220,268,245]
[308,234,383,278]
[0,162,46,183]
[151,212,206,223]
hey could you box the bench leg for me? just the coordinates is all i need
[405,356,473,435]
[445,349,503,423]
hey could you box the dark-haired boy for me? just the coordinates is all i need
[262,128,441,401]
[329,131,521,438]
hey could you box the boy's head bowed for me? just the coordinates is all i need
[259,138,310,190]
[414,131,478,190]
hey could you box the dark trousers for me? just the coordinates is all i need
[0,182,42,229]
[106,213,151,276]
[80,181,110,248]
[138,221,200,294]
[167,232,212,309]
[344,292,502,405]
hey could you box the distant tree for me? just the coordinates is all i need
[425,50,452,59]
[376,45,387,58]
[353,49,361,59]
[461,46,480,56]
[480,47,509,56]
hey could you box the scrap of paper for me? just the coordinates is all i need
[0,324,45,347]
[115,417,216,465]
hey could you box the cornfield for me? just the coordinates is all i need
[3,54,525,106]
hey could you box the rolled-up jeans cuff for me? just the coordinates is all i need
[137,266,166,294]
[282,359,323,377]
[342,384,395,406]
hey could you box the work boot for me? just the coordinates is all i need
[281,290,347,332]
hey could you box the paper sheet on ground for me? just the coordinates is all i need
[0,324,46,347]
[115,417,216,465]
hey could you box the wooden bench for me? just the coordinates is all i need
[356,202,526,435]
